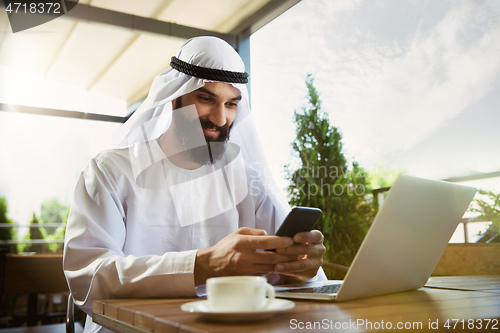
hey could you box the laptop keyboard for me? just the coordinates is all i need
[279,283,342,294]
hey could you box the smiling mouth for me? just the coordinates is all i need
[202,127,220,137]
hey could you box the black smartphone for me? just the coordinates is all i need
[267,207,322,251]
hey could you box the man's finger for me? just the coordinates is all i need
[242,235,293,250]
[236,227,267,236]
[274,257,323,273]
[293,230,324,243]
[253,251,298,265]
[276,243,324,256]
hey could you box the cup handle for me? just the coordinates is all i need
[260,283,275,309]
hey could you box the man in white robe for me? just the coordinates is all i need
[63,36,326,333]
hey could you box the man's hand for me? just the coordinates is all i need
[274,230,326,283]
[194,227,297,286]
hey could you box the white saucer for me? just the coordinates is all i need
[180,299,295,322]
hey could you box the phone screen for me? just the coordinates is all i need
[267,207,322,251]
[275,207,322,237]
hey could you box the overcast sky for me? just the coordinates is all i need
[250,0,500,191]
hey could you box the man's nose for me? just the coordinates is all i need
[209,104,227,127]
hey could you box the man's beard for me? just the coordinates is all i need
[172,98,231,165]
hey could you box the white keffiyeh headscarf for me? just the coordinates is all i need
[112,36,290,229]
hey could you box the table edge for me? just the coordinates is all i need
[93,312,151,333]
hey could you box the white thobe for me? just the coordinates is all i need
[63,139,283,333]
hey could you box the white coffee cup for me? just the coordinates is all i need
[206,276,275,312]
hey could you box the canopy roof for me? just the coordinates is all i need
[0,0,300,112]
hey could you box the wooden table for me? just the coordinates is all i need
[92,276,500,333]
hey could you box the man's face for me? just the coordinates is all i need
[172,82,242,165]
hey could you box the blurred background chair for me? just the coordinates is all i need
[0,249,83,333]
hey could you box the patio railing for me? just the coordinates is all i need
[0,223,65,253]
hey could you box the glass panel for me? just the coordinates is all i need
[0,111,121,251]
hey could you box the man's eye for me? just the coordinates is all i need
[199,96,211,102]
[227,102,238,108]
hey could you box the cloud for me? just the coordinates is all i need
[318,0,500,166]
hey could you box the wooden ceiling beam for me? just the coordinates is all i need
[62,1,237,47]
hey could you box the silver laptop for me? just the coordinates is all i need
[274,174,477,302]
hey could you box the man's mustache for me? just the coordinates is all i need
[199,119,229,133]
[199,119,232,143]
